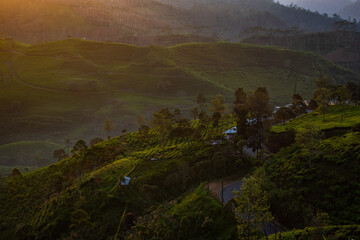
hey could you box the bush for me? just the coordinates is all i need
[352,123,360,132]
[265,129,296,152]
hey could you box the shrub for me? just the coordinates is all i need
[352,123,360,132]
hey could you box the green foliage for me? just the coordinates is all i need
[210,94,226,115]
[272,105,360,133]
[267,225,360,240]
[0,116,244,240]
[71,139,88,155]
[127,185,236,240]
[233,177,274,240]
[274,107,296,124]
[264,132,360,228]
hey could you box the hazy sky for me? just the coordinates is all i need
[276,0,356,15]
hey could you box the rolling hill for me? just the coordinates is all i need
[0,0,351,45]
[0,38,359,168]
[243,30,360,73]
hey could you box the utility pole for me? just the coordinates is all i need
[221,178,224,206]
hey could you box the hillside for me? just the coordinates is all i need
[243,30,360,73]
[1,39,359,142]
[1,103,360,239]
[0,0,351,45]
[0,38,359,169]
[0,116,245,239]
[271,105,360,133]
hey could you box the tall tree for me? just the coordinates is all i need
[247,87,272,155]
[274,107,295,124]
[151,111,172,141]
[292,93,303,107]
[234,88,247,105]
[346,82,360,105]
[71,140,88,155]
[191,106,199,120]
[210,94,226,115]
[197,93,207,113]
[233,88,248,142]
[314,88,331,122]
[336,86,351,123]
[103,118,114,140]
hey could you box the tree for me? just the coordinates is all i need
[247,87,272,155]
[336,86,350,123]
[315,75,334,90]
[308,99,318,110]
[212,112,221,127]
[233,177,274,240]
[10,168,22,178]
[234,88,247,105]
[210,94,226,115]
[314,88,331,122]
[103,118,114,140]
[292,93,303,107]
[274,107,295,124]
[173,108,183,123]
[191,106,199,120]
[346,82,360,105]
[71,140,88,155]
[233,88,248,138]
[64,138,71,155]
[151,111,172,141]
[137,114,145,127]
[197,93,207,113]
[53,149,68,161]
[233,105,248,138]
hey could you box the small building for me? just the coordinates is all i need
[223,127,237,140]
[119,176,131,186]
[328,100,337,105]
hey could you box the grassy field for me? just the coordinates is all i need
[0,141,63,175]
[271,105,360,133]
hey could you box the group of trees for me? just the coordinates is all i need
[313,75,357,122]
[232,87,272,157]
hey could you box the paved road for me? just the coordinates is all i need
[218,180,243,204]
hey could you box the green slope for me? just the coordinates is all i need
[0,38,359,164]
[272,105,360,133]
[0,117,245,239]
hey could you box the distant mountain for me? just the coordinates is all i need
[279,0,352,15]
[340,0,360,20]
[0,0,348,44]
